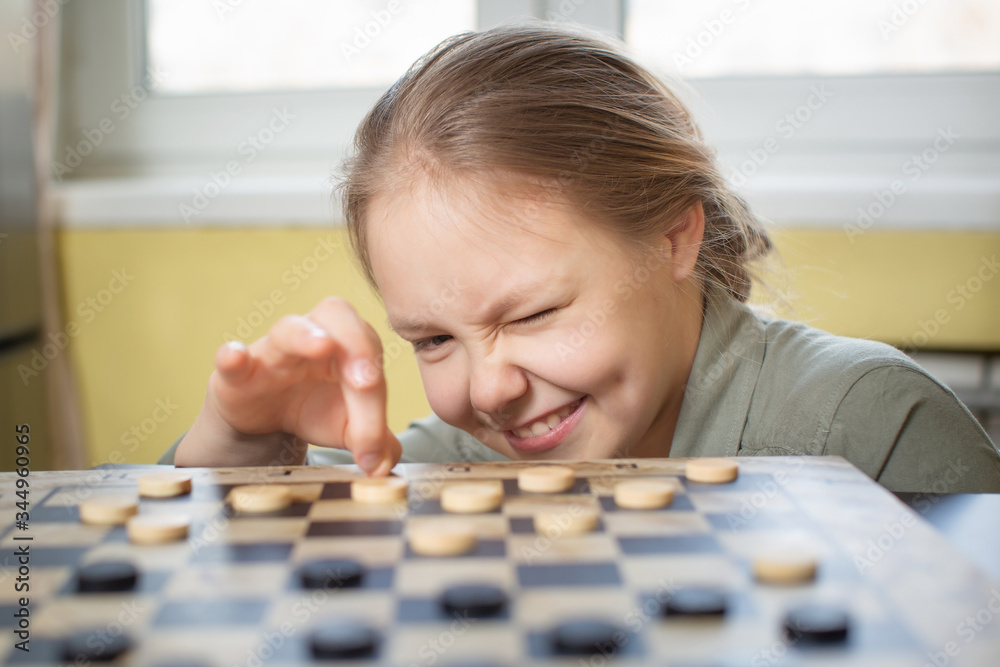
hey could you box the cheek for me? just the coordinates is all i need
[418,360,470,423]
[532,322,631,389]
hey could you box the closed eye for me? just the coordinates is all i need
[515,308,556,325]
[413,308,556,352]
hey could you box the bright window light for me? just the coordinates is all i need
[626,0,1000,78]
[146,0,477,94]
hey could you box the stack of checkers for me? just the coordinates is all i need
[47,457,863,664]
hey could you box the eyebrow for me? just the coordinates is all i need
[387,285,535,335]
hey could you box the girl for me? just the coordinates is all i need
[171,23,1000,493]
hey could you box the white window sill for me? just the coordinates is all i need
[50,157,1000,230]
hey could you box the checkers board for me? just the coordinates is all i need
[1,456,998,666]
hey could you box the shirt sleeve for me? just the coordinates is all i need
[824,365,1000,493]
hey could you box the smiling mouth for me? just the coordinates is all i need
[509,398,584,439]
[503,397,587,455]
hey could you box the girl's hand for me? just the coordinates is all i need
[195,297,400,475]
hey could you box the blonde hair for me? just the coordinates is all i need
[338,22,771,302]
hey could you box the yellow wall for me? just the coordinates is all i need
[57,227,430,467]
[58,227,1000,466]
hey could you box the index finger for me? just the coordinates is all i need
[308,298,397,474]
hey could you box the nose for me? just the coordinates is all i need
[468,347,528,425]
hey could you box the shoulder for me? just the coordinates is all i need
[741,312,926,454]
[741,312,1000,492]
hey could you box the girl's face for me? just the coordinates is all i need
[367,177,704,460]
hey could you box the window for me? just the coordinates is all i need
[147,0,477,93]
[55,0,999,229]
[626,0,1000,78]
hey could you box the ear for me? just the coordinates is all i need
[663,201,705,283]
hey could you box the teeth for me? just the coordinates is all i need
[513,398,583,439]
[529,421,550,437]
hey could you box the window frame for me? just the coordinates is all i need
[53,0,1000,229]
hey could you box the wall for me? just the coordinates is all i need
[57,227,1000,466]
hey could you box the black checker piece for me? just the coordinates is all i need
[62,630,131,662]
[662,587,728,617]
[551,620,627,655]
[784,604,850,645]
[77,561,138,593]
[309,622,379,659]
[440,584,507,619]
[298,558,364,590]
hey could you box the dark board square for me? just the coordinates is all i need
[0,605,22,628]
[319,482,354,500]
[24,547,89,567]
[517,563,621,587]
[102,526,129,543]
[154,599,269,626]
[509,517,534,534]
[512,517,606,535]
[598,493,695,512]
[190,543,293,563]
[306,520,402,537]
[618,535,721,555]
[3,637,67,664]
[405,539,505,559]
[29,505,80,522]
[407,499,444,515]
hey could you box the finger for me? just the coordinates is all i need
[261,315,342,377]
[308,298,384,390]
[215,340,253,384]
[368,430,403,477]
[307,299,391,472]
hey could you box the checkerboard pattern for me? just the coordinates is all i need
[1,458,997,665]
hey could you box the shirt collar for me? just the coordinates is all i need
[669,284,767,457]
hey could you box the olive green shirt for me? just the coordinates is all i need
[163,285,1000,493]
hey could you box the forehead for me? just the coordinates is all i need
[365,176,623,330]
